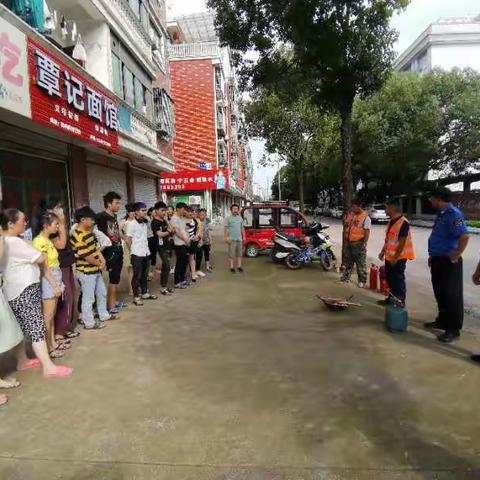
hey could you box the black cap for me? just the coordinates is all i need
[429,187,452,203]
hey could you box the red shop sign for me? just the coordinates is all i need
[160,169,230,192]
[27,39,119,152]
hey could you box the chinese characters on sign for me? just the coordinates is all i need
[160,169,230,192]
[28,39,119,152]
[0,17,31,118]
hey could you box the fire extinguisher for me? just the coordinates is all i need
[379,265,388,295]
[369,264,379,291]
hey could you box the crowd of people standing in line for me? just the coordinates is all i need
[0,191,247,407]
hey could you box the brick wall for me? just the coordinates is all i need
[170,59,217,171]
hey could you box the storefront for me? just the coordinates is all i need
[160,169,229,218]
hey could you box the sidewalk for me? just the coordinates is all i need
[1,239,480,479]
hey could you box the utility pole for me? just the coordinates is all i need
[277,158,282,201]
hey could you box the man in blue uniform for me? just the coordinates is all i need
[425,188,469,343]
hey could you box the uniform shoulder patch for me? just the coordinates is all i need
[454,219,464,227]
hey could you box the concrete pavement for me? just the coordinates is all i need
[1,238,480,479]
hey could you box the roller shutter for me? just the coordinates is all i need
[87,163,128,216]
[133,172,158,208]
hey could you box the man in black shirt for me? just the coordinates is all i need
[152,201,174,296]
[95,192,124,313]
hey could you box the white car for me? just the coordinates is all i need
[366,204,389,223]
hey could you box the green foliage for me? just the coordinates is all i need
[207,0,410,208]
[467,220,480,228]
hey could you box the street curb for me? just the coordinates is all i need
[410,221,480,235]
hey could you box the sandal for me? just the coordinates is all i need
[64,330,80,339]
[141,294,158,300]
[49,349,65,359]
[160,288,172,296]
[44,365,73,379]
[103,313,120,321]
[133,298,144,306]
[0,394,7,406]
[0,377,21,389]
[84,321,106,330]
[17,358,41,371]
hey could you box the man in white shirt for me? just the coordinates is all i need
[126,202,157,306]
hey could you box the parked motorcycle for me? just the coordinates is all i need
[271,231,305,264]
[274,222,337,271]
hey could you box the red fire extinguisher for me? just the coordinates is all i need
[379,265,388,295]
[369,264,379,290]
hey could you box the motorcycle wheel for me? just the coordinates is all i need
[320,250,335,271]
[286,253,303,270]
[271,248,285,264]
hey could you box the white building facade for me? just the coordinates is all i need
[395,15,480,73]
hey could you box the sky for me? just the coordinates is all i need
[167,0,480,196]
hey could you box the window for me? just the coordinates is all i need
[243,209,253,228]
[280,209,298,227]
[153,88,175,137]
[129,0,140,18]
[134,77,145,113]
[123,66,135,107]
[258,208,275,228]
[112,54,123,99]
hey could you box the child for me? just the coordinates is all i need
[70,207,116,330]
[196,208,213,274]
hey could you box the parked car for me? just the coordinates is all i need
[330,206,344,219]
[241,202,309,257]
[366,204,389,223]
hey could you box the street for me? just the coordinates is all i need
[1,234,480,479]
[325,219,480,318]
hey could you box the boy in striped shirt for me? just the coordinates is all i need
[71,207,113,330]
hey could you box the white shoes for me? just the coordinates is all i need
[358,282,366,289]
[197,271,206,278]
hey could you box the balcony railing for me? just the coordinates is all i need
[169,41,221,59]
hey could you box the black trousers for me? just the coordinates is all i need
[131,255,150,297]
[174,245,189,285]
[148,237,158,266]
[385,259,407,303]
[430,256,464,333]
[195,244,211,271]
[158,247,171,288]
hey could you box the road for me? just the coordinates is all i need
[324,218,480,314]
[1,235,480,479]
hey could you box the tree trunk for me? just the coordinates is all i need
[298,166,305,213]
[339,102,355,268]
[340,104,355,211]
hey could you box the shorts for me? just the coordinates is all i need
[188,241,199,256]
[228,240,243,258]
[106,250,124,285]
[41,267,65,300]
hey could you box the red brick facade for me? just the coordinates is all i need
[170,59,217,171]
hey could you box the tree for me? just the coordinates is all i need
[353,72,441,196]
[423,69,480,175]
[207,0,410,210]
[245,90,321,210]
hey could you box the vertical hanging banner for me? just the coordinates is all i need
[0,16,31,118]
[27,38,119,152]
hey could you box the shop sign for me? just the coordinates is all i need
[0,17,31,118]
[160,169,230,192]
[27,39,119,152]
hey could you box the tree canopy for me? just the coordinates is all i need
[207,0,410,208]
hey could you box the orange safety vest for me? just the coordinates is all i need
[347,210,369,242]
[384,216,415,262]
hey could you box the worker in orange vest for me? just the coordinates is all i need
[341,199,371,287]
[378,200,415,308]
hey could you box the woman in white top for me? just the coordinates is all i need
[0,229,24,406]
[1,209,73,379]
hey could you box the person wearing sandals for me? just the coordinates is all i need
[0,209,73,379]
[120,204,136,296]
[33,212,69,359]
[126,203,157,306]
[70,207,117,330]
[0,228,24,407]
